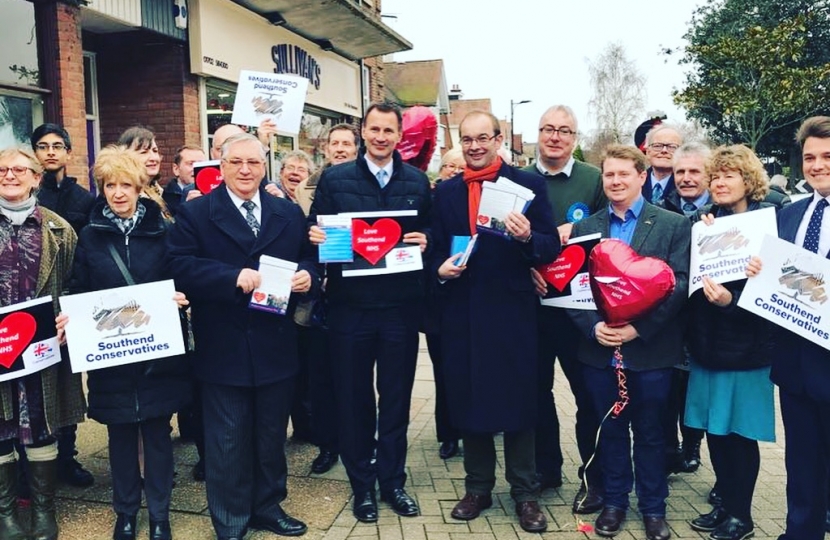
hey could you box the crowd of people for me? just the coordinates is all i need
[0,102,828,540]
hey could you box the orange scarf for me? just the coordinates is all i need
[463,157,503,235]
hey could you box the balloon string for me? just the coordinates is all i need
[611,346,629,418]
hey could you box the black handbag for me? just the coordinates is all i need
[106,243,190,378]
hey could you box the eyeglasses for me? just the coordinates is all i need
[539,126,576,138]
[0,166,35,177]
[282,165,309,175]
[648,143,680,152]
[460,134,497,147]
[35,143,67,152]
[223,159,265,169]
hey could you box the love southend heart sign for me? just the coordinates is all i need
[339,210,423,277]
[0,297,62,383]
[538,233,600,309]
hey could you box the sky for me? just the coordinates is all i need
[382,0,707,144]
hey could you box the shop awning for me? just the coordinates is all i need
[230,0,412,60]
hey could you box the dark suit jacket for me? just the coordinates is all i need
[770,197,830,402]
[429,162,559,432]
[567,201,691,370]
[165,186,320,387]
[641,168,675,204]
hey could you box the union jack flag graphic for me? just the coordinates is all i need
[33,343,52,357]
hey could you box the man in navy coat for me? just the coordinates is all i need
[431,110,559,533]
[166,133,319,540]
[753,116,830,540]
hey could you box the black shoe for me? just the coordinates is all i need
[381,488,419,517]
[192,459,205,482]
[439,440,459,460]
[536,472,563,491]
[690,507,729,532]
[708,488,723,507]
[353,491,378,523]
[572,484,604,514]
[311,450,339,474]
[112,513,137,540]
[595,507,626,537]
[710,516,754,540]
[249,510,308,537]
[680,441,702,473]
[149,520,172,540]
[58,458,94,487]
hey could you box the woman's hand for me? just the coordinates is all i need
[702,276,733,307]
[700,213,715,226]
[55,313,69,345]
[173,292,189,308]
[745,256,762,277]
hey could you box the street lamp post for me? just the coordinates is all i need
[510,99,531,161]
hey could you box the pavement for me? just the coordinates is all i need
[50,336,798,540]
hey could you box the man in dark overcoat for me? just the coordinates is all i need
[430,110,559,533]
[166,133,320,540]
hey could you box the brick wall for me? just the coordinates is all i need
[94,33,201,182]
[36,1,89,183]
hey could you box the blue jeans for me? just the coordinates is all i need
[583,365,672,516]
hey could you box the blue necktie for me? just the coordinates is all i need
[651,183,664,204]
[682,202,697,216]
[376,169,388,188]
[803,198,828,253]
[242,200,260,237]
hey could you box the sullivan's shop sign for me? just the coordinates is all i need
[272,44,321,90]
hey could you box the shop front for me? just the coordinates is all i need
[189,0,363,166]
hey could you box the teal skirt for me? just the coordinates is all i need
[684,362,775,442]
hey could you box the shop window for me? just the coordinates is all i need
[0,91,43,148]
[1,0,40,88]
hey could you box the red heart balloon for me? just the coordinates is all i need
[589,239,675,327]
[537,245,586,292]
[195,167,223,194]
[352,218,401,265]
[0,312,37,369]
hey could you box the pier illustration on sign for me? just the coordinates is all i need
[778,259,828,306]
[696,227,750,260]
[92,293,152,337]
[251,93,283,116]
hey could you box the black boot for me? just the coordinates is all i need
[0,461,26,540]
[29,460,58,540]
[681,440,702,473]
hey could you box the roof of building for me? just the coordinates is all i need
[384,60,446,107]
[448,98,492,126]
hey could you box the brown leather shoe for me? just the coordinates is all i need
[515,501,547,533]
[573,484,604,514]
[450,493,492,520]
[595,507,626,537]
[643,516,671,540]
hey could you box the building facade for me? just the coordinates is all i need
[1,0,410,186]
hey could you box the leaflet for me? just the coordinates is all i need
[476,177,535,238]
[249,255,298,315]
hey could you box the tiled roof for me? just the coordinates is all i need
[384,59,445,107]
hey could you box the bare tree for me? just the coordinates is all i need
[588,43,647,144]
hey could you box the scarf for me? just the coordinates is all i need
[462,157,503,235]
[0,195,37,226]
[103,202,146,236]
